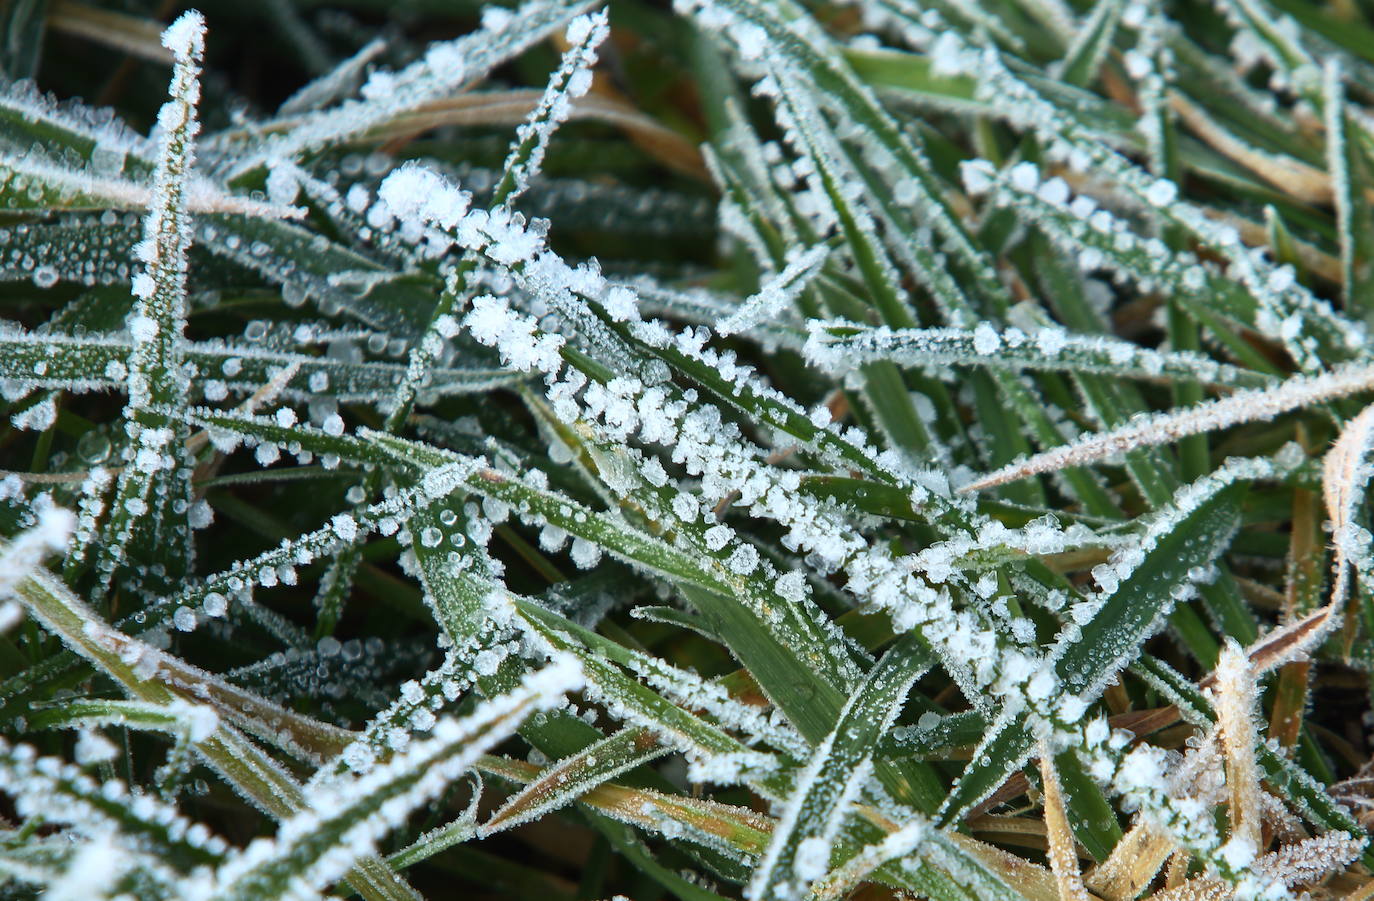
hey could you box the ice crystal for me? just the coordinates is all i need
[4,1,1374,899]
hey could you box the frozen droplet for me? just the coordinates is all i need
[570,538,602,569]
[173,606,197,631]
[188,500,213,529]
[76,431,111,464]
[202,593,227,617]
[1144,179,1177,207]
[331,513,358,542]
[972,322,1000,355]
[32,265,58,289]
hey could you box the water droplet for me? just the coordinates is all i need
[202,593,227,617]
[32,265,58,289]
[76,431,111,464]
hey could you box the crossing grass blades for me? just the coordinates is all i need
[6,0,1374,898]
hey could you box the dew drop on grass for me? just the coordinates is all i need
[32,265,58,289]
[173,606,197,631]
[76,431,111,464]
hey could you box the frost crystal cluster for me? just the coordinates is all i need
[5,0,1374,899]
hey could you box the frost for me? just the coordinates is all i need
[726,543,759,574]
[969,362,1374,491]
[1008,161,1040,192]
[73,729,118,765]
[570,537,603,569]
[216,655,582,896]
[379,164,470,230]
[202,592,227,617]
[704,524,733,551]
[718,244,828,336]
[491,10,610,206]
[3,0,1371,894]
[1144,178,1178,207]
[793,835,830,880]
[10,397,56,431]
[971,322,1001,355]
[227,0,595,175]
[775,570,807,603]
[0,506,76,601]
[959,158,997,195]
[172,606,197,632]
[464,294,566,373]
[330,513,358,542]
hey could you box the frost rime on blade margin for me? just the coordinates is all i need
[92,11,205,601]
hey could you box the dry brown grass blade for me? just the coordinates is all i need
[964,365,1374,492]
[828,806,1061,901]
[91,624,355,763]
[1039,746,1091,901]
[1205,602,1337,686]
[1323,403,1374,551]
[967,814,1050,852]
[477,755,773,854]
[1163,850,1190,891]
[967,772,1033,819]
[1109,706,1182,737]
[1084,821,1174,901]
[1269,657,1314,752]
[1170,92,1333,205]
[1216,641,1263,854]
[1146,876,1230,901]
[1144,832,1366,901]
[1272,462,1325,747]
[1258,792,1309,846]
[1257,831,1366,890]
[1208,208,1344,284]
[951,832,1065,901]
[47,0,173,65]
[1323,401,1374,649]
[480,727,661,836]
[1287,439,1328,628]
[367,90,707,180]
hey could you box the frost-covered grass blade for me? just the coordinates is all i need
[4,0,1374,898]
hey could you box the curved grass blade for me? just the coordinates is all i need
[208,656,581,901]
